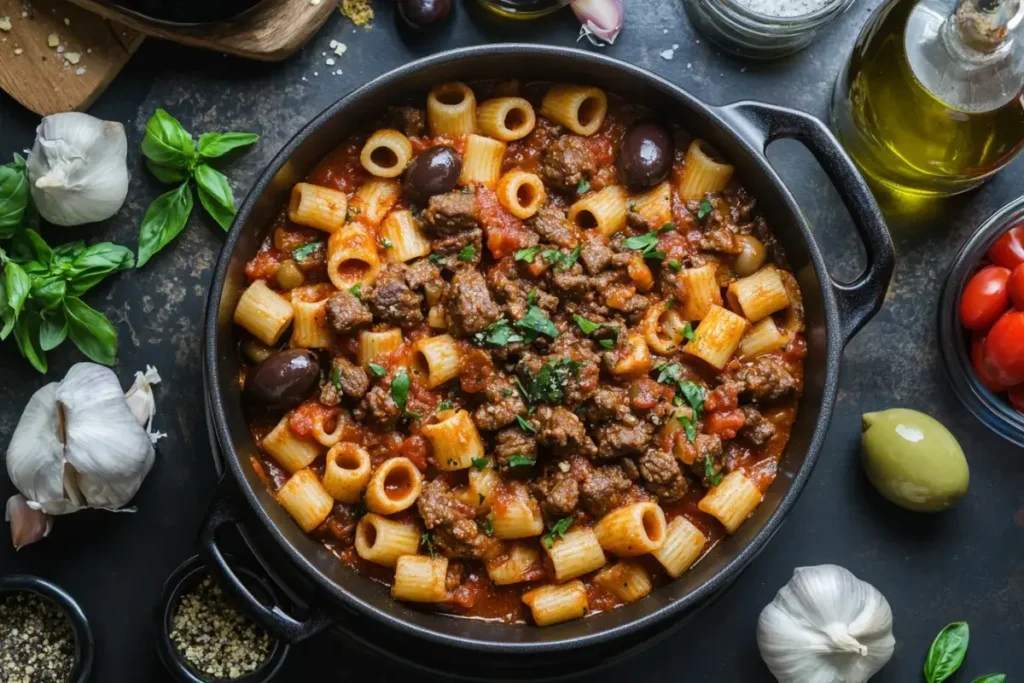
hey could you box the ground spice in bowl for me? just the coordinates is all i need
[169,576,272,680]
[0,592,76,683]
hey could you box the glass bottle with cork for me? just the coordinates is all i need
[831,0,1024,197]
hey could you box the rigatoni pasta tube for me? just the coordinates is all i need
[354,514,421,567]
[677,264,723,321]
[288,183,348,233]
[628,182,672,229]
[594,502,667,557]
[541,85,607,136]
[594,561,652,603]
[364,457,424,515]
[360,129,413,179]
[522,581,589,627]
[544,528,606,581]
[460,134,506,188]
[261,414,322,473]
[568,186,627,237]
[641,301,690,355]
[610,334,653,377]
[738,317,789,360]
[289,285,333,350]
[322,442,372,503]
[412,334,461,388]
[679,139,734,201]
[698,471,763,534]
[684,304,748,370]
[427,305,448,330]
[379,210,431,263]
[234,280,293,346]
[312,410,345,448]
[491,484,544,539]
[652,516,707,578]
[427,82,476,137]
[496,170,547,220]
[727,265,791,323]
[476,97,536,141]
[487,543,542,586]
[358,328,403,369]
[349,179,401,227]
[468,459,501,511]
[276,469,334,533]
[392,555,448,603]
[327,224,381,291]
[421,410,484,471]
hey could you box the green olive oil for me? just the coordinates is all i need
[832,0,1024,197]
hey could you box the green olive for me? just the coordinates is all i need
[861,409,969,512]
[733,235,767,277]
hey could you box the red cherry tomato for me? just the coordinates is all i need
[1009,385,1024,413]
[972,332,1011,392]
[959,265,1011,330]
[984,311,1024,386]
[988,225,1024,270]
[1010,264,1024,310]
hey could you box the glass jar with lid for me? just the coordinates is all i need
[476,0,572,18]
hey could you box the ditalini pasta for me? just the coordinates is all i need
[235,78,807,627]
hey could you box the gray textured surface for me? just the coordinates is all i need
[1,0,1022,680]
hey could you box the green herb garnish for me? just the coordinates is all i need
[678,414,696,442]
[924,623,970,683]
[598,339,615,349]
[516,415,537,433]
[349,282,362,299]
[541,245,581,272]
[473,319,524,348]
[332,366,342,392]
[704,456,722,486]
[458,245,476,262]
[471,457,489,471]
[515,305,558,341]
[420,532,437,559]
[515,245,542,263]
[541,517,573,549]
[519,357,582,405]
[391,368,410,413]
[576,179,591,194]
[697,199,713,221]
[437,400,454,412]
[291,242,321,262]
[477,518,494,536]
[507,454,536,468]
[683,322,695,341]
[368,362,386,377]
[428,252,446,264]
[379,237,393,249]
[572,314,602,335]
[667,259,682,272]
[654,362,706,418]
[622,230,666,261]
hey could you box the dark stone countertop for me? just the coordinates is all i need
[1,1,1022,681]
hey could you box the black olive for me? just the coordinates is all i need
[402,146,462,204]
[243,348,320,412]
[618,122,674,190]
[398,0,452,30]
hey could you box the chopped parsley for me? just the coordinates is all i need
[516,414,537,433]
[660,222,677,232]
[501,389,514,397]
[507,454,536,468]
[458,245,476,262]
[515,306,559,340]
[331,367,342,392]
[428,252,447,264]
[678,381,706,417]
[576,178,591,194]
[379,237,393,249]
[697,199,713,221]
[704,455,722,486]
[682,322,696,342]
[572,314,618,347]
[519,357,582,405]
[473,319,524,348]
[678,414,697,442]
[349,283,362,299]
[515,245,542,263]
[527,289,537,306]
[368,363,386,377]
[667,259,682,272]
[572,314,602,335]
[622,230,667,261]
[541,517,573,549]
[292,241,321,262]
[471,457,490,471]
[477,518,494,536]
[391,368,411,414]
[437,401,454,412]
[598,339,615,350]
[654,363,706,418]
[542,245,582,272]
[420,532,437,558]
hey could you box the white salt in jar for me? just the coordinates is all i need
[683,0,857,58]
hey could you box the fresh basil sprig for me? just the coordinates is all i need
[922,623,1004,683]
[0,155,29,239]
[138,109,258,267]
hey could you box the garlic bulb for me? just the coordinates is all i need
[4,363,162,548]
[26,112,130,226]
[757,565,895,683]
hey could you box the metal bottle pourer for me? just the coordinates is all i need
[950,0,1023,53]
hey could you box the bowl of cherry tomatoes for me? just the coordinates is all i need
[940,196,1024,447]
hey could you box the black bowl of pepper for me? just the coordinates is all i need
[157,555,288,683]
[0,575,94,683]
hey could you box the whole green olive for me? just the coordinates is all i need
[733,235,767,277]
[861,409,969,512]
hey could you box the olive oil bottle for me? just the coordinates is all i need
[831,0,1024,197]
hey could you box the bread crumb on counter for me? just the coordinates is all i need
[47,32,59,47]
[340,0,373,26]
[0,16,11,31]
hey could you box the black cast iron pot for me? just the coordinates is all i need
[201,44,894,668]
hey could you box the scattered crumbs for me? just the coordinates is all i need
[659,47,675,60]
[21,11,27,17]
[313,71,319,76]
[47,32,59,47]
[687,62,693,68]
[75,66,85,75]
[86,48,92,53]
[340,0,373,26]
[64,51,80,64]
[333,42,347,56]
[0,16,11,31]
[321,51,326,56]
[63,17,69,25]
[329,39,339,48]
[56,45,64,53]
[301,76,308,81]
[310,0,322,4]
[733,0,835,17]
[673,43,679,49]
[741,66,747,72]
[14,47,22,55]
[325,57,335,65]
[662,28,668,34]
[335,68,343,75]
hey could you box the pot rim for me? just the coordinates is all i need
[205,43,846,652]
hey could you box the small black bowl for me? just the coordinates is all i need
[157,555,289,683]
[0,575,94,683]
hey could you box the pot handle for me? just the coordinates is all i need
[198,478,334,644]
[717,101,894,343]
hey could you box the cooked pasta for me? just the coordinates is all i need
[540,85,607,136]
[487,543,542,586]
[321,442,372,503]
[522,581,588,626]
[326,224,381,291]
[727,265,791,322]
[460,134,506,188]
[491,484,544,539]
[360,129,413,179]
[349,179,402,227]
[234,280,293,346]
[568,185,627,237]
[496,170,547,220]
[288,182,347,233]
[652,516,707,578]
[277,469,334,533]
[610,333,653,377]
[393,555,449,603]
[420,409,485,471]
[261,414,322,473]
[311,410,345,447]
[544,528,606,581]
[684,304,749,370]
[364,457,424,515]
[698,471,763,534]
[476,97,537,141]
[677,264,723,322]
[627,182,672,229]
[412,334,462,388]
[594,561,652,603]
[641,302,690,355]
[594,502,667,557]
[289,285,333,349]
[379,210,431,263]
[738,317,789,360]
[357,328,403,369]
[679,139,734,200]
[355,514,421,567]
[427,82,477,137]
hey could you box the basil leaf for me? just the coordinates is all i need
[697,199,713,220]
[541,517,573,549]
[194,164,236,231]
[31,278,67,311]
[471,457,489,471]
[13,311,47,374]
[391,368,410,413]
[678,414,696,442]
[63,296,117,365]
[3,261,31,329]
[141,109,196,169]
[137,182,194,268]
[622,232,659,253]
[458,245,476,262]
[572,314,601,335]
[473,319,523,348]
[0,155,29,239]
[678,381,706,418]
[682,322,695,341]
[971,676,1006,683]
[66,243,135,296]
[598,338,615,349]
[514,305,558,340]
[514,245,542,263]
[703,455,722,485]
[10,228,52,268]
[198,132,259,159]
[924,622,969,683]
[368,362,386,377]
[437,401,454,412]
[349,283,362,299]
[516,414,537,433]
[146,159,190,185]
[53,240,86,261]
[39,310,68,352]
[507,454,536,468]
[519,358,581,405]
[667,259,682,272]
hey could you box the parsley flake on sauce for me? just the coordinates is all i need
[622,231,666,261]
[331,367,342,392]
[515,306,559,340]
[458,245,476,262]
[516,415,537,433]
[473,319,524,348]
[572,314,602,335]
[477,518,494,536]
[576,179,591,194]
[379,237,393,249]
[349,282,362,299]
[471,457,489,471]
[682,322,696,342]
[667,259,683,272]
[541,517,573,549]
[704,455,722,486]
[507,454,536,468]
[697,199,713,221]
[428,252,446,264]
[437,401,454,412]
[519,358,582,405]
[292,242,321,262]
[654,363,706,418]
[514,245,542,263]
[390,368,411,413]
[678,414,697,442]
[368,363,386,377]
[420,532,437,558]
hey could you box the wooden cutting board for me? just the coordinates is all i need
[0,0,145,115]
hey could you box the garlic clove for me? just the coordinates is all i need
[57,363,155,510]
[4,382,69,514]
[124,365,166,443]
[5,494,53,549]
